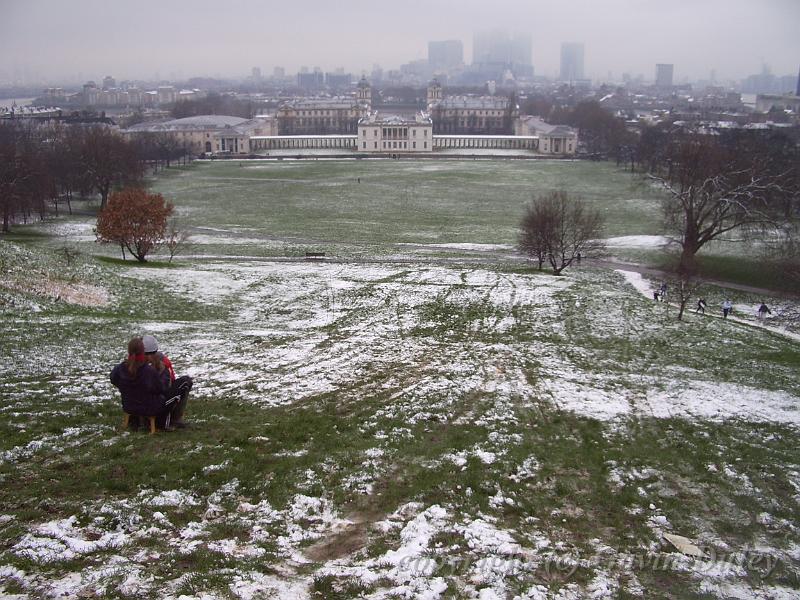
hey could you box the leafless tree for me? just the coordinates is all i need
[79,126,142,209]
[672,275,703,321]
[164,219,191,263]
[650,132,798,278]
[519,191,605,275]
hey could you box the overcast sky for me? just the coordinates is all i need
[2,0,799,84]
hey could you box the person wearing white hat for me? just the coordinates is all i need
[143,334,193,429]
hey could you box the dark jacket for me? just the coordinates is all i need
[110,362,167,416]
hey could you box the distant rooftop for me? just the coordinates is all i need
[125,114,247,132]
[359,111,432,125]
[433,96,511,110]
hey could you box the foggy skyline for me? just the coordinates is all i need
[2,0,799,84]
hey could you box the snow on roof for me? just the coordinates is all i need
[125,115,247,133]
[434,96,511,110]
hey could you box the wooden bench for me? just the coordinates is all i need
[304,251,326,261]
[122,413,157,435]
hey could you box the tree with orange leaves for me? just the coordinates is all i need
[96,188,174,262]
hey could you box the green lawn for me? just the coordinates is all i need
[0,160,799,599]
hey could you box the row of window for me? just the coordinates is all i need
[359,141,429,150]
[292,109,355,116]
[360,128,430,138]
[434,110,506,116]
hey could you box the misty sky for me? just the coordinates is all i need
[2,0,799,84]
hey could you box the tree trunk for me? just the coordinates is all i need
[678,244,699,278]
[677,298,687,321]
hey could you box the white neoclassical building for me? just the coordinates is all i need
[356,112,433,153]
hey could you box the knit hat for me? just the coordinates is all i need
[142,334,159,354]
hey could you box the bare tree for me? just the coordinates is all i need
[519,191,605,275]
[164,219,190,263]
[651,132,798,278]
[673,275,702,321]
[79,126,142,209]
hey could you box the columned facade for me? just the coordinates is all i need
[433,135,538,150]
[250,135,358,151]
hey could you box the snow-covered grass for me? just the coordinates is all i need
[1,164,799,598]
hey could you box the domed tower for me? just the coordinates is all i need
[357,76,372,109]
[427,79,443,108]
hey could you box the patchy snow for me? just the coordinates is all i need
[142,490,200,507]
[645,381,800,426]
[604,235,672,248]
[614,269,654,297]
[398,242,515,252]
[13,516,129,563]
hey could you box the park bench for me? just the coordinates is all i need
[305,251,326,261]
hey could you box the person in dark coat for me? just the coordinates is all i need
[757,302,772,321]
[110,337,174,430]
[695,298,707,314]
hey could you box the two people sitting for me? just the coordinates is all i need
[110,335,193,431]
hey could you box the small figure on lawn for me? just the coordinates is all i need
[722,299,733,319]
[695,298,707,315]
[653,289,660,301]
[757,302,771,321]
[142,334,193,429]
[659,282,668,302]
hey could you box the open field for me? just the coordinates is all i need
[149,160,666,248]
[1,160,799,599]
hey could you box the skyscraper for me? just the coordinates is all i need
[796,65,800,96]
[511,33,532,68]
[655,64,674,88]
[428,40,464,70]
[560,43,584,82]
[472,30,532,77]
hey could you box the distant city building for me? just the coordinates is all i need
[325,71,352,89]
[560,42,585,82]
[742,65,797,94]
[796,65,800,96]
[655,64,674,88]
[472,30,532,78]
[755,94,800,113]
[273,66,285,79]
[251,67,262,80]
[157,86,176,105]
[428,40,464,70]
[357,112,433,153]
[510,33,533,74]
[297,71,324,90]
[102,75,116,90]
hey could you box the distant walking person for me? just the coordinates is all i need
[722,299,733,319]
[757,302,771,321]
[695,298,707,315]
[659,282,668,302]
